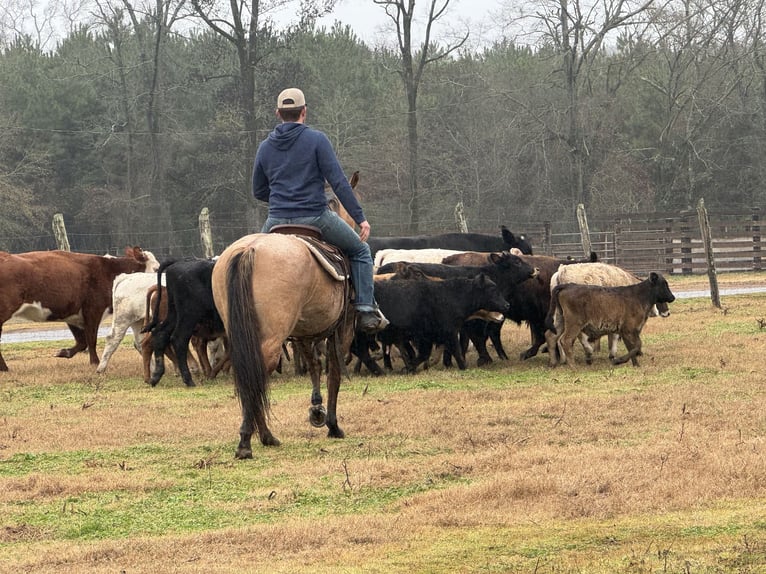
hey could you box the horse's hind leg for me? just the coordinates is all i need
[324,335,345,439]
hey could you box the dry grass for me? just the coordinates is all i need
[1,272,766,573]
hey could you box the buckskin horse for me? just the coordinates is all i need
[211,232,355,459]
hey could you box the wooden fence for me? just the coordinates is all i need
[523,207,763,276]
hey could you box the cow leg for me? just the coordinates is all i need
[559,323,582,368]
[0,326,7,371]
[97,318,137,373]
[487,321,508,361]
[544,329,560,367]
[612,332,642,367]
[149,322,172,386]
[457,323,486,367]
[57,325,88,360]
[446,332,467,370]
[583,337,595,365]
[607,334,621,360]
[351,333,383,376]
[171,331,196,387]
[191,336,213,378]
[520,323,547,360]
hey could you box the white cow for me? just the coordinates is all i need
[96,273,166,373]
[373,248,470,271]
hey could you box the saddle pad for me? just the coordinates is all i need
[296,236,350,281]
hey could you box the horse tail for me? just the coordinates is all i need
[227,248,270,423]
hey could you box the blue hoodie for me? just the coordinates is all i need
[252,122,364,224]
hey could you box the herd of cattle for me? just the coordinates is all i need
[0,225,677,383]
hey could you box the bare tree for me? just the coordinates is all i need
[374,0,468,232]
[190,0,336,155]
[502,0,657,209]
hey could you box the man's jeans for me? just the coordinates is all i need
[261,209,377,311]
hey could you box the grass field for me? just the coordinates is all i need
[1,272,766,573]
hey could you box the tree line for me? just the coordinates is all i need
[2,0,766,257]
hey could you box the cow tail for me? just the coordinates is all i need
[227,249,270,424]
[545,285,563,334]
[142,258,175,334]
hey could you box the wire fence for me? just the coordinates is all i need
[6,206,765,278]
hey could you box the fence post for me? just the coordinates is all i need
[454,201,468,233]
[613,222,620,266]
[576,204,592,257]
[753,207,761,271]
[52,213,70,251]
[199,208,215,259]
[697,198,721,308]
[543,221,552,255]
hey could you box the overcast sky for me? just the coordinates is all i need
[312,0,508,50]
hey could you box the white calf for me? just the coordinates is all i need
[96,273,165,373]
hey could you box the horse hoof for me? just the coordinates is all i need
[308,405,327,428]
[235,448,253,459]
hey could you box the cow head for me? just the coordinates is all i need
[124,246,160,272]
[649,272,675,317]
[500,225,533,255]
[472,273,510,315]
[489,251,538,281]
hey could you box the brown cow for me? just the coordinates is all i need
[549,261,667,359]
[0,247,158,371]
[544,272,676,367]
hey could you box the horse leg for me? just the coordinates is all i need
[324,334,345,439]
[293,340,328,429]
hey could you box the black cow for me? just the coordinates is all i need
[371,273,510,372]
[361,253,536,372]
[387,253,598,363]
[367,226,532,258]
[143,258,225,387]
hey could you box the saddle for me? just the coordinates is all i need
[269,224,350,281]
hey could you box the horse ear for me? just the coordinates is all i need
[350,171,360,189]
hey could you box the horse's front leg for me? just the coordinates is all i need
[295,340,328,429]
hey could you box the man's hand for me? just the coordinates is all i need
[358,220,371,242]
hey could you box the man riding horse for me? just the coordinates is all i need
[252,87,388,333]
